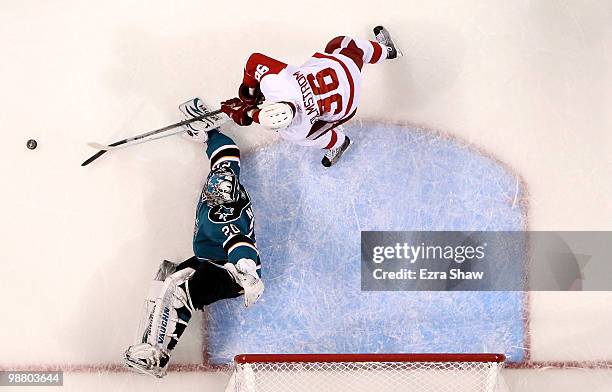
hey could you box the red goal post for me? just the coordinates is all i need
[227,353,506,392]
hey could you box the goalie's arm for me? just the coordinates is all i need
[206,130,241,177]
[222,233,260,270]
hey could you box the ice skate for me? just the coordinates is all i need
[373,25,403,59]
[321,137,352,167]
[123,343,170,378]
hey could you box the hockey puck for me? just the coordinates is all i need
[27,139,37,150]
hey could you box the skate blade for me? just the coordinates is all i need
[324,139,353,167]
[374,26,403,59]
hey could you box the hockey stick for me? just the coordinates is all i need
[87,116,230,151]
[87,128,186,151]
[81,109,222,166]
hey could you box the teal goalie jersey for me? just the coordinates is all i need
[192,131,260,271]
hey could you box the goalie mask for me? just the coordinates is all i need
[204,167,239,206]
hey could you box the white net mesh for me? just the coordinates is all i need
[228,354,505,392]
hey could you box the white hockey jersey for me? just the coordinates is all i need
[242,52,362,143]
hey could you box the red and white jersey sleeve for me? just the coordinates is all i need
[242,53,288,88]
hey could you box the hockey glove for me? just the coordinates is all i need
[224,258,264,308]
[221,98,256,126]
[238,84,264,105]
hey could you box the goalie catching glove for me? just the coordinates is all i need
[224,258,264,308]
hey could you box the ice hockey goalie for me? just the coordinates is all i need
[123,100,264,378]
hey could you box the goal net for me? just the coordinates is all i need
[225,353,506,392]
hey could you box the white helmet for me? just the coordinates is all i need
[258,102,294,130]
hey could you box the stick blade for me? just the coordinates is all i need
[87,142,111,150]
[81,150,107,166]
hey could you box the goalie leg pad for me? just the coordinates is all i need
[147,267,196,351]
[125,257,251,377]
[134,260,178,345]
[124,265,196,378]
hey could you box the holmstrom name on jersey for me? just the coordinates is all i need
[292,70,319,125]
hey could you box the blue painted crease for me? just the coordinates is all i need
[206,122,526,364]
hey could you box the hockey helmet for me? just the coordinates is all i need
[258,102,294,130]
[204,167,239,206]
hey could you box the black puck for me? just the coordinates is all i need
[27,139,37,150]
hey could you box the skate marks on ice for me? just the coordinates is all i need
[206,122,527,364]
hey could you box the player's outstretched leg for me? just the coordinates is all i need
[373,25,403,59]
[324,30,401,69]
[123,261,195,377]
[123,258,244,377]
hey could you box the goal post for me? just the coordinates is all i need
[226,353,506,392]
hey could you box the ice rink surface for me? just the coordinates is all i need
[1,0,611,391]
[209,123,526,363]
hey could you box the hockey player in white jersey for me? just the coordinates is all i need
[220,26,402,167]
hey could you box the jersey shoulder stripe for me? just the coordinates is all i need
[223,233,258,255]
[210,144,241,169]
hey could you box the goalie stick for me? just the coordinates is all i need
[81,108,222,166]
